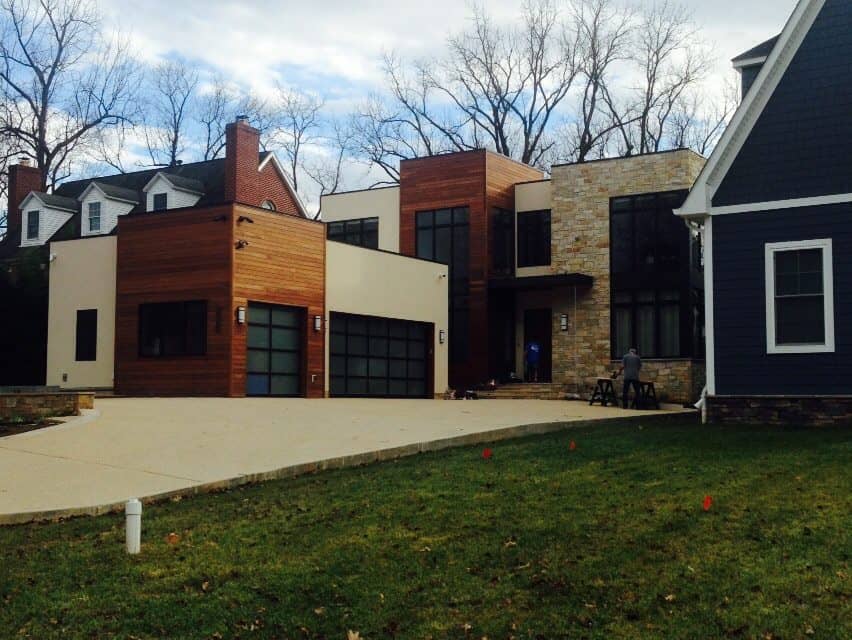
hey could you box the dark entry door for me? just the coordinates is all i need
[330,312,431,398]
[524,308,552,383]
[246,303,304,397]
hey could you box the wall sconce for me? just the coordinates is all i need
[236,306,246,324]
[560,314,568,331]
[235,239,250,249]
[439,329,446,344]
[314,315,323,332]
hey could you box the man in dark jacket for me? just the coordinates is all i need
[619,348,642,409]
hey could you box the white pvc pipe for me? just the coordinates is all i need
[125,498,142,554]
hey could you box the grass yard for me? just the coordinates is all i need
[1,420,850,639]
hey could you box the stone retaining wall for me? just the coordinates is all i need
[707,396,852,426]
[0,392,94,422]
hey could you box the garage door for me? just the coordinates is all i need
[330,312,431,398]
[246,303,304,397]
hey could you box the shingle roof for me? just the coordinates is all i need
[34,193,79,211]
[733,35,780,63]
[89,181,141,203]
[157,173,205,194]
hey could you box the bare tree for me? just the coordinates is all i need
[305,119,355,219]
[273,86,323,193]
[0,0,138,188]
[143,60,198,167]
[669,74,738,155]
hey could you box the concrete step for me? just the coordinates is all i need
[476,384,571,400]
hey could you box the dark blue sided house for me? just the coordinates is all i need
[678,0,852,425]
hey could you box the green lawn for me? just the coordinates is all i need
[1,421,850,639]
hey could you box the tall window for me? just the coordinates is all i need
[88,202,101,232]
[26,210,39,239]
[517,210,551,268]
[765,239,834,354]
[492,207,515,275]
[153,193,168,212]
[139,301,207,357]
[75,309,97,362]
[327,217,379,249]
[610,191,692,359]
[416,207,469,363]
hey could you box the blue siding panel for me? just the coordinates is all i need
[713,0,852,206]
[713,204,852,395]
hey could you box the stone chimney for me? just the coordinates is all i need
[7,160,44,239]
[224,116,261,205]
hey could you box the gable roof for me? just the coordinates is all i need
[732,35,780,67]
[22,191,79,213]
[79,181,141,204]
[677,0,827,218]
[258,151,308,218]
[143,171,206,195]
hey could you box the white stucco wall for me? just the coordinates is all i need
[515,179,553,278]
[325,241,449,396]
[19,199,73,247]
[80,187,136,236]
[46,236,117,390]
[321,186,401,253]
[145,174,202,212]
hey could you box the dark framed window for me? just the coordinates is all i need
[246,303,304,397]
[330,313,429,398]
[26,210,39,239]
[415,206,470,363]
[610,192,688,273]
[153,193,168,212]
[327,217,379,249]
[139,301,207,357]
[612,290,682,359]
[88,201,101,232]
[517,209,551,268]
[492,207,515,275]
[75,309,97,362]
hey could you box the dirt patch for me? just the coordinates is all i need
[0,419,62,438]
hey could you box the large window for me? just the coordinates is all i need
[492,207,515,275]
[75,309,97,362]
[416,207,469,363]
[88,202,101,232]
[139,301,207,357]
[610,192,687,273]
[765,239,834,354]
[517,210,551,268]
[26,210,39,239]
[612,291,681,359]
[327,217,379,249]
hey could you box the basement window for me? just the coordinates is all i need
[765,239,835,354]
[139,301,207,357]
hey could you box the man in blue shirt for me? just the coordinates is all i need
[525,341,541,382]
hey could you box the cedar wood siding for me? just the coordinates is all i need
[399,150,542,388]
[230,205,325,398]
[713,0,852,206]
[115,205,234,396]
[713,204,852,395]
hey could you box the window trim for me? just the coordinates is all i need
[152,192,168,212]
[88,201,101,233]
[26,210,39,239]
[765,238,835,354]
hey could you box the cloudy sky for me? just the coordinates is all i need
[96,0,798,203]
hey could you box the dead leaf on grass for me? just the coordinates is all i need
[664,594,676,602]
[347,631,361,640]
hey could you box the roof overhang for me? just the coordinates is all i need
[677,0,824,219]
[489,273,593,291]
[732,56,768,70]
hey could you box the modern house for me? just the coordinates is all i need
[323,148,706,403]
[1,118,448,398]
[678,0,852,424]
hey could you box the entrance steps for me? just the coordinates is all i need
[476,383,573,401]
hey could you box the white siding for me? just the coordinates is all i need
[144,175,201,212]
[321,187,401,253]
[19,204,73,247]
[80,189,135,237]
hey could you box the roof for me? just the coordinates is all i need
[149,172,205,194]
[88,181,141,203]
[28,192,79,212]
[732,35,781,64]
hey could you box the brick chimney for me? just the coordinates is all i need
[224,116,260,205]
[7,160,44,238]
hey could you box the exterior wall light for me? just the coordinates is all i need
[236,306,246,324]
[314,315,323,332]
[439,329,446,344]
[560,314,568,331]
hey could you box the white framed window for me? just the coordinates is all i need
[88,201,101,232]
[765,239,834,354]
[26,210,39,239]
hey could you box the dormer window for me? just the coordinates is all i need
[26,210,39,239]
[153,193,168,211]
[88,202,101,232]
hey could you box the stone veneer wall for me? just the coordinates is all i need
[707,396,852,427]
[0,392,93,421]
[549,150,706,404]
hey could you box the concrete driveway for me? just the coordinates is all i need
[0,398,689,523]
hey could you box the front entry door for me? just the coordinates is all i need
[523,308,552,383]
[246,303,305,397]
